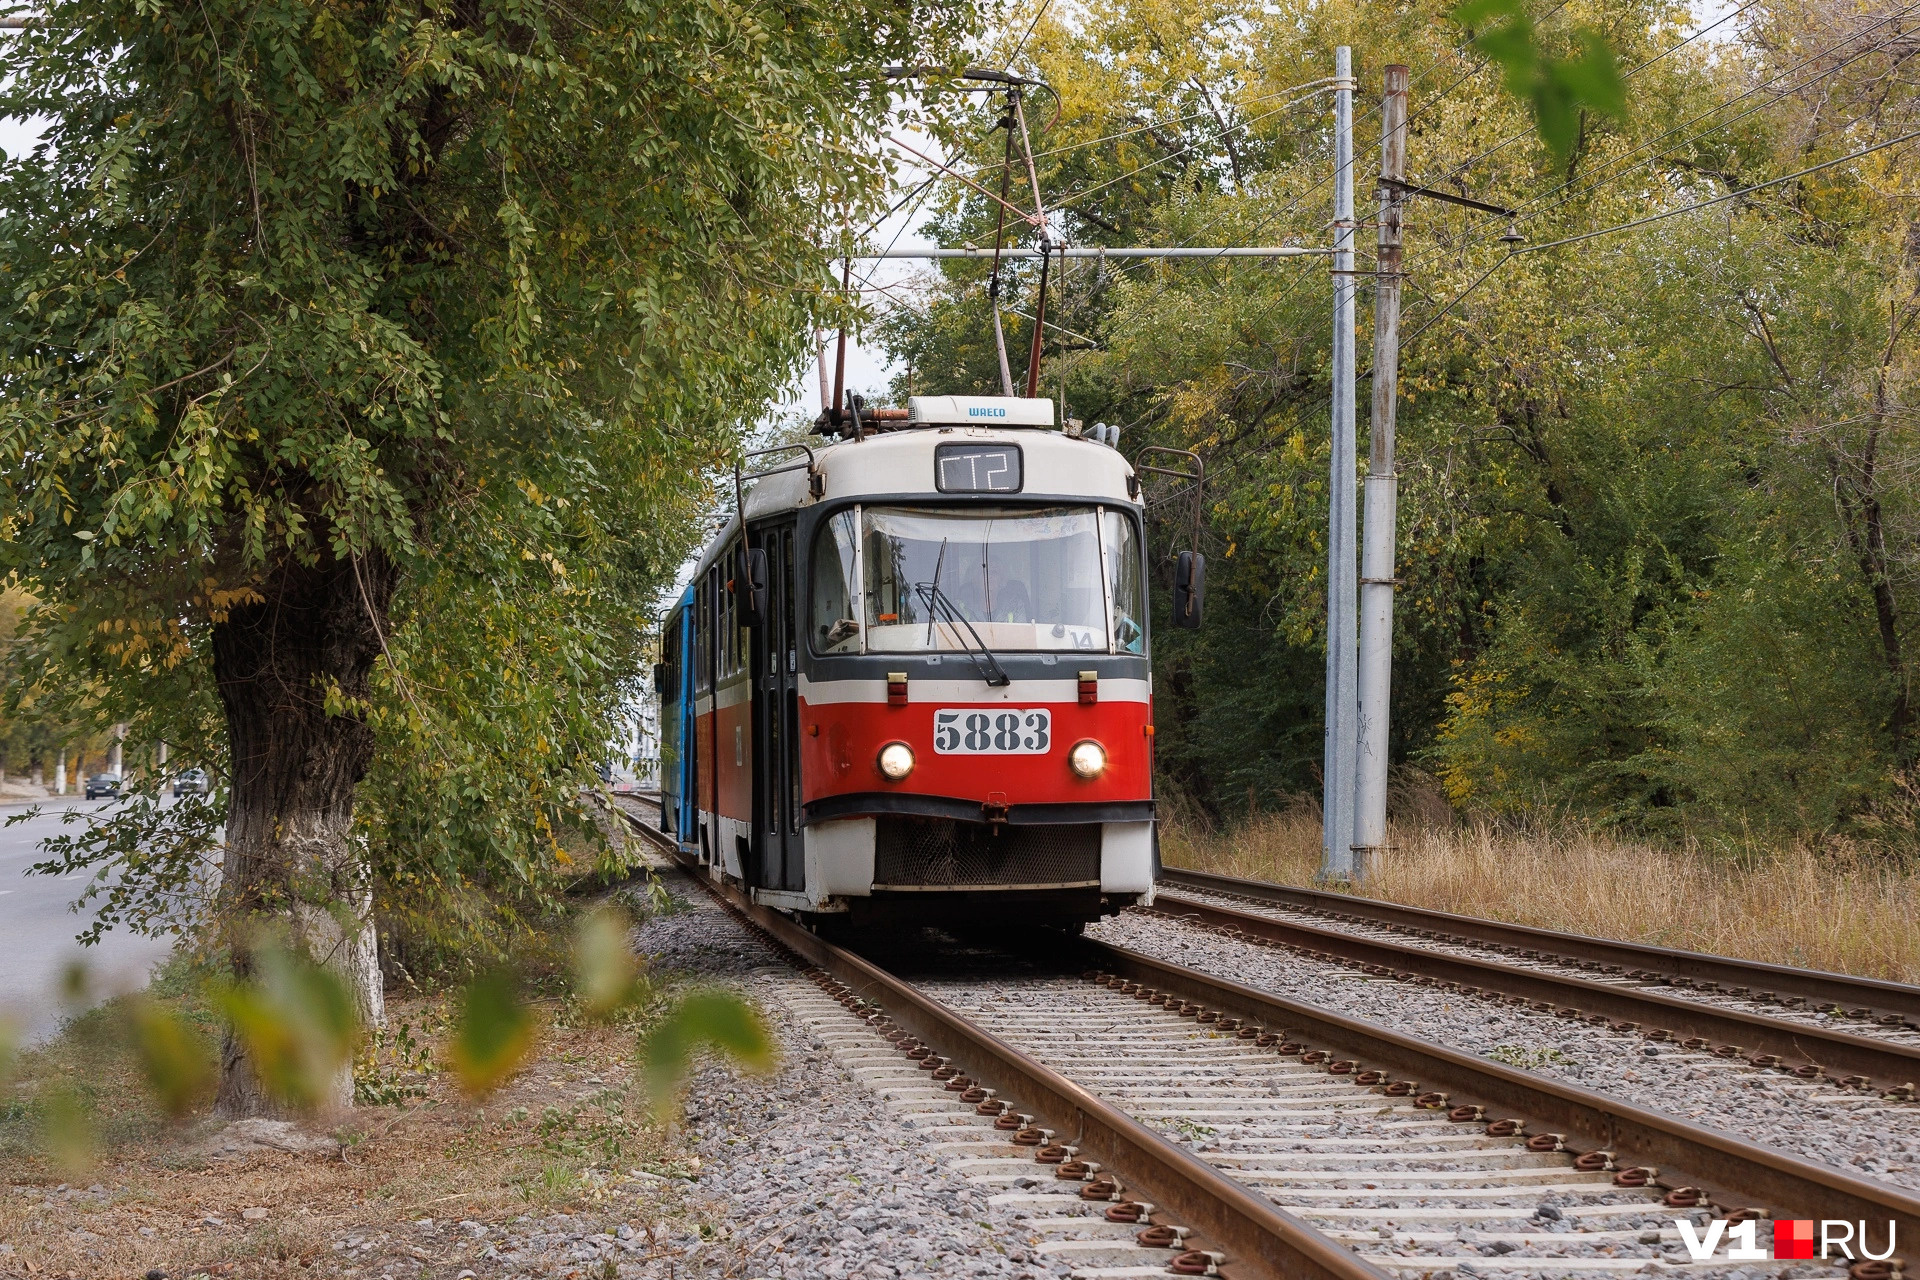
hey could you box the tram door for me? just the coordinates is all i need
[749,523,804,891]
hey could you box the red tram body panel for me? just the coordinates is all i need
[658,395,1160,925]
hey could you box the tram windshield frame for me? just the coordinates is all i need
[809,503,1147,658]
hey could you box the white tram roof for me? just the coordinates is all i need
[688,398,1140,579]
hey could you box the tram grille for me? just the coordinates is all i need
[873,817,1101,888]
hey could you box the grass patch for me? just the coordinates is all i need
[0,901,730,1279]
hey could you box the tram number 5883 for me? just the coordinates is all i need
[932,708,1052,754]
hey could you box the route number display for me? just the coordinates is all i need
[932,708,1051,754]
[934,443,1023,493]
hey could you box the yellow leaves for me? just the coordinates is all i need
[216,944,360,1113]
[448,969,535,1098]
[125,996,217,1117]
[37,1082,98,1177]
[92,613,195,668]
[573,905,646,1019]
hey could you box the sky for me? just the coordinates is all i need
[0,111,41,160]
[765,142,944,426]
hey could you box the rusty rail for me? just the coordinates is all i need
[1079,940,1920,1253]
[1160,867,1920,1026]
[1146,894,1920,1091]
[618,802,1387,1280]
[615,800,1920,1269]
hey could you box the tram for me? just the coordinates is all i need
[656,394,1202,928]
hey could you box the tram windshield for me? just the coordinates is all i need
[810,505,1145,655]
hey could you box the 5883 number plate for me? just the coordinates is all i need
[932,708,1052,754]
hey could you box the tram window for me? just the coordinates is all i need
[1103,511,1147,655]
[719,544,735,678]
[810,509,861,654]
[862,506,1108,652]
[693,580,709,693]
[663,622,681,697]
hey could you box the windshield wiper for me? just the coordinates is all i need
[911,579,1011,687]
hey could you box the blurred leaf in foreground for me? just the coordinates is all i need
[38,1081,97,1176]
[1450,0,1624,162]
[56,958,93,1013]
[573,904,647,1019]
[125,997,217,1118]
[449,968,535,1097]
[639,989,777,1118]
[216,943,359,1111]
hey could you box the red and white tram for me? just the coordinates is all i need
[657,394,1198,928]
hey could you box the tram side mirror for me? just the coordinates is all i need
[1173,551,1205,630]
[737,546,769,628]
[652,662,669,697]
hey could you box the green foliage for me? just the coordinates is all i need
[639,989,777,1118]
[0,0,972,984]
[449,968,536,1098]
[879,0,1920,845]
[1451,0,1625,162]
[354,1017,438,1105]
[216,942,360,1110]
[573,905,646,1020]
[125,995,217,1117]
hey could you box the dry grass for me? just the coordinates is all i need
[0,976,698,1279]
[1162,802,1920,985]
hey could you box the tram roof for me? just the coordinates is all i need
[685,403,1140,581]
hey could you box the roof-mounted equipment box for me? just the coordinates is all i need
[906,396,1056,428]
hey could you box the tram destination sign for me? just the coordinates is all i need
[935,443,1022,493]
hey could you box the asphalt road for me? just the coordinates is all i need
[0,795,184,1044]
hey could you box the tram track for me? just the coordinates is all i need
[615,798,1920,1280]
[1142,883,1920,1096]
[1151,872,1920,1093]
[1159,869,1920,1038]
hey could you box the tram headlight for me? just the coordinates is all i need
[877,741,916,781]
[1068,739,1108,779]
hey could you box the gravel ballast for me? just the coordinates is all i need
[438,872,1083,1280]
[1090,908,1920,1195]
[1160,882,1920,1047]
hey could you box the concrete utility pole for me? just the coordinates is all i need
[1320,47,1359,884]
[1353,65,1409,882]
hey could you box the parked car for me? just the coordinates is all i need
[172,768,210,797]
[84,772,120,799]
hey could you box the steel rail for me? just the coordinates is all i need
[1143,894,1920,1091]
[615,804,1388,1280]
[1161,866,1920,1027]
[1077,939,1920,1251]
[614,799,1920,1263]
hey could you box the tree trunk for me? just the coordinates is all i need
[211,549,395,1116]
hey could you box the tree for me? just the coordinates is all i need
[0,0,960,1113]
[878,0,1920,842]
